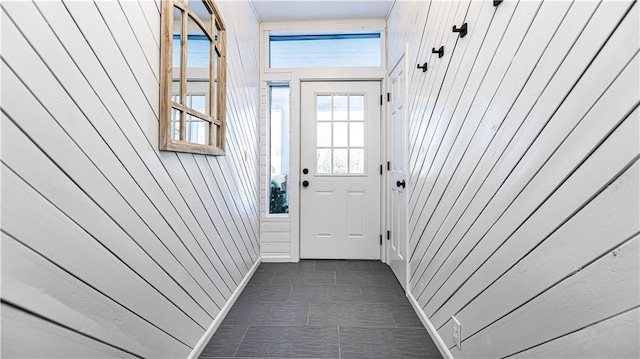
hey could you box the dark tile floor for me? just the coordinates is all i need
[199,260,442,359]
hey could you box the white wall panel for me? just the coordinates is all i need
[1,0,260,357]
[387,0,640,357]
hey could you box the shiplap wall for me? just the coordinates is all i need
[0,0,260,357]
[387,0,639,357]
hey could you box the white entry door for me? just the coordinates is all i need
[300,81,381,259]
[387,55,408,288]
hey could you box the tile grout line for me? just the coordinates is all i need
[337,325,342,359]
[231,325,250,358]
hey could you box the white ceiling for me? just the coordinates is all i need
[249,0,396,22]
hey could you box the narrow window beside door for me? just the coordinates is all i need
[269,86,290,214]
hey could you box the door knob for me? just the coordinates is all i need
[302,180,309,187]
[396,180,405,188]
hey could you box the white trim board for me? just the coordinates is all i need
[261,255,292,263]
[408,292,454,359]
[188,257,262,359]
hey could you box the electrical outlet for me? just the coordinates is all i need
[452,316,462,350]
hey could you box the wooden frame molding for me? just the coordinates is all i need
[160,0,227,155]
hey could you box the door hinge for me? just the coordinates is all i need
[387,161,391,170]
[380,234,383,245]
[380,94,383,106]
[380,164,383,175]
[387,93,391,102]
[387,230,390,240]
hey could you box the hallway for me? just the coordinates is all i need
[2,0,639,357]
[199,260,442,358]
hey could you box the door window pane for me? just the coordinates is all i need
[349,122,364,147]
[315,93,367,175]
[317,122,331,147]
[317,149,331,174]
[333,122,348,147]
[333,96,348,121]
[317,96,332,121]
[333,149,348,174]
[349,95,364,121]
[349,149,364,174]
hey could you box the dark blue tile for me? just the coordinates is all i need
[336,270,399,286]
[235,326,339,358]
[222,302,309,326]
[260,260,316,272]
[288,285,362,303]
[308,302,396,327]
[271,270,335,285]
[389,303,424,328]
[199,326,247,358]
[339,326,441,358]
[236,284,291,303]
[369,261,393,272]
[315,260,373,271]
[249,269,276,284]
[360,285,408,303]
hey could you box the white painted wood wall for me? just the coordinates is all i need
[387,0,639,357]
[1,0,260,357]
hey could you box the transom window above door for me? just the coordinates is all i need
[315,94,366,175]
[269,33,381,69]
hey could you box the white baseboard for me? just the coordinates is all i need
[407,292,454,359]
[260,255,291,262]
[188,257,262,359]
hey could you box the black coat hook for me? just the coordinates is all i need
[453,23,468,38]
[493,0,503,6]
[432,46,444,58]
[417,62,428,72]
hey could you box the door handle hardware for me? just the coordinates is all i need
[432,46,444,58]
[452,23,468,38]
[303,168,309,175]
[396,180,405,188]
[302,180,309,187]
[417,62,428,72]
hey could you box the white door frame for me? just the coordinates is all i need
[259,20,388,263]
[299,81,383,259]
[290,71,387,262]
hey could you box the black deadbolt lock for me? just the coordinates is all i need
[303,168,309,174]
